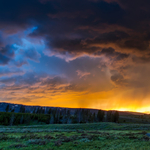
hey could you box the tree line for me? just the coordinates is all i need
[1,104,119,126]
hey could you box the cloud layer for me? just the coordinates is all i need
[0,0,150,112]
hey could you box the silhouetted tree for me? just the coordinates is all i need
[50,114,54,124]
[11,108,15,112]
[48,108,52,114]
[20,106,25,113]
[97,110,105,122]
[10,113,15,126]
[67,110,71,124]
[5,104,9,112]
[41,108,45,114]
[33,108,36,114]
[20,115,24,124]
[114,111,119,123]
[93,113,96,122]
[107,111,113,122]
[36,107,40,114]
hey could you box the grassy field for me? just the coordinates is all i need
[0,123,150,150]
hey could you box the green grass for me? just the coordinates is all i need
[0,123,150,150]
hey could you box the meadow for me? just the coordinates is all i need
[0,123,150,150]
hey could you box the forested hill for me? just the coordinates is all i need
[0,102,99,114]
[0,102,120,125]
[0,102,149,126]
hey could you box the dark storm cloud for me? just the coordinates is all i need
[0,0,56,25]
[120,39,150,51]
[0,54,10,65]
[48,38,100,55]
[0,0,149,77]
[94,47,129,61]
[0,45,16,58]
[0,0,150,57]
[0,44,17,65]
[46,30,130,56]
[28,0,150,58]
[132,56,150,64]
[1,0,150,108]
[85,30,129,45]
[105,0,150,29]
[0,0,146,60]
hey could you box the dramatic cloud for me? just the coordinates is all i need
[0,0,150,112]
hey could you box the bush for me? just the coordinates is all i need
[55,140,62,146]
[44,135,55,139]
[0,134,9,141]
[61,136,72,142]
[143,135,150,141]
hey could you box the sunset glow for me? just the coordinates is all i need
[0,0,150,113]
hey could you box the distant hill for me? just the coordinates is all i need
[119,111,145,116]
[0,102,99,115]
[0,102,146,115]
[0,102,149,124]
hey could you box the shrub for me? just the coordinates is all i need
[128,135,138,139]
[0,135,9,141]
[44,135,55,139]
[141,131,147,134]
[143,135,150,141]
[55,140,62,146]
[70,135,79,140]
[61,136,72,142]
[88,135,99,140]
[81,133,88,137]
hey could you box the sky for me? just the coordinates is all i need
[0,0,150,112]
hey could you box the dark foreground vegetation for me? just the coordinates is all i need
[0,123,150,150]
[0,109,119,126]
[2,103,150,125]
[1,104,150,150]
